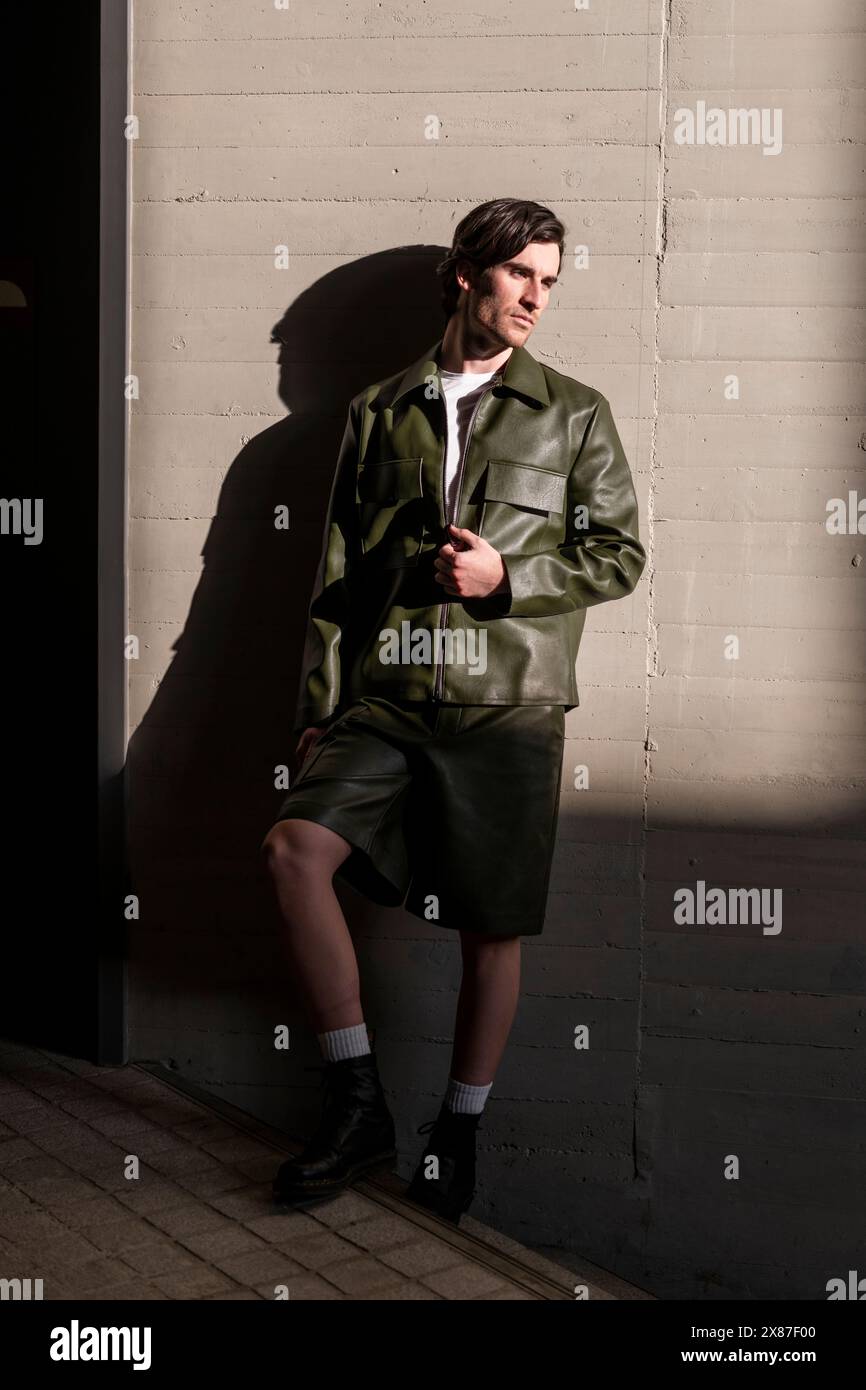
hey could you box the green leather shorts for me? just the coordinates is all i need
[271,696,566,937]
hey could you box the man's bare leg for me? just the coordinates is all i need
[260,818,364,1034]
[450,930,521,1085]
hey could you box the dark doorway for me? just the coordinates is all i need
[0,2,128,1063]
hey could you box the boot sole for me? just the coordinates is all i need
[272,1146,397,1204]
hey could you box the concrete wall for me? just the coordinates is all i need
[126,0,866,1299]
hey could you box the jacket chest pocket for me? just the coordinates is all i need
[357,456,425,568]
[479,459,567,549]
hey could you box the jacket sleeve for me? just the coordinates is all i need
[292,398,361,734]
[492,393,646,618]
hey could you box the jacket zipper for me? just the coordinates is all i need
[433,372,502,701]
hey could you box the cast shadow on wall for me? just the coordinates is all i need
[125,246,457,1025]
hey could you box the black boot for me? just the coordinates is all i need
[405,1102,481,1225]
[272,1053,396,1205]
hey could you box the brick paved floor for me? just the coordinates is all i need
[0,1039,628,1301]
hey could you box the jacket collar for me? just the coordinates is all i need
[391,335,550,408]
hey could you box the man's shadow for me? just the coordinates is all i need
[124,248,450,1091]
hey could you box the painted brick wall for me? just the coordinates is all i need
[126,0,866,1298]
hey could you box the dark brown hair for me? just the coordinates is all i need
[435,197,566,319]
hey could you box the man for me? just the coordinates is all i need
[261,197,646,1225]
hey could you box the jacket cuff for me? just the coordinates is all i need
[484,579,513,616]
[491,553,569,618]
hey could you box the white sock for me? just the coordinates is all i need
[316,1022,371,1062]
[444,1075,492,1115]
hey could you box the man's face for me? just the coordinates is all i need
[458,240,560,348]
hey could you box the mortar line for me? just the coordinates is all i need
[632,0,669,1182]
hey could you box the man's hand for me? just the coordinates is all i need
[291,725,327,780]
[434,524,511,599]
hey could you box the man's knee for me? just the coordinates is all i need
[260,818,352,881]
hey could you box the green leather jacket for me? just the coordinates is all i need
[292,335,645,734]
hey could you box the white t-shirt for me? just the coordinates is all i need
[439,368,498,522]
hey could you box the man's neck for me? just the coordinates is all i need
[439,320,513,376]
